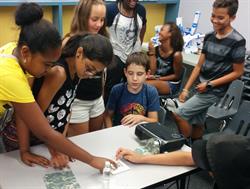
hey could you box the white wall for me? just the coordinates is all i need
[178,0,250,51]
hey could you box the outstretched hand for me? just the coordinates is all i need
[89,156,117,173]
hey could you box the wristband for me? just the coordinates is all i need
[182,89,189,93]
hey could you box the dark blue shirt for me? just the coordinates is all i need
[107,83,160,125]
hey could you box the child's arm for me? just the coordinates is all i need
[121,112,158,127]
[36,66,70,168]
[147,111,158,122]
[47,144,70,169]
[16,114,50,167]
[122,85,159,126]
[116,147,194,166]
[102,70,106,96]
[35,66,66,111]
[18,66,66,168]
[148,42,157,75]
[140,24,146,44]
[17,77,50,167]
[179,53,206,102]
[201,63,244,89]
[104,110,114,128]
[48,113,72,169]
[104,86,119,127]
[13,101,115,171]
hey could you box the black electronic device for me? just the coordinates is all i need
[135,122,186,153]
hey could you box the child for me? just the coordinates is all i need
[3,33,113,168]
[0,3,114,171]
[104,0,147,104]
[116,134,250,189]
[173,0,246,139]
[105,52,160,127]
[65,0,108,136]
[146,22,184,95]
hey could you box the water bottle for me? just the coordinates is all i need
[190,11,201,35]
[103,161,111,181]
[145,138,160,154]
[151,139,161,154]
[135,145,150,155]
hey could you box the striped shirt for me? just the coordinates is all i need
[200,29,246,96]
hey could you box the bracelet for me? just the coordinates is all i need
[182,89,189,93]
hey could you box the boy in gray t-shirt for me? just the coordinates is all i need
[173,0,246,139]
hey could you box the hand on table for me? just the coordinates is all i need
[50,151,70,169]
[116,147,142,163]
[121,114,144,127]
[89,156,117,172]
[20,151,50,168]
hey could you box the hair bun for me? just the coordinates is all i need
[15,3,43,26]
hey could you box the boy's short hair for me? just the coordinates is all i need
[125,52,150,72]
[213,0,238,16]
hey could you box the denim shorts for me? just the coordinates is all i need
[174,93,220,125]
[168,81,181,95]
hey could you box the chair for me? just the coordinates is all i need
[204,100,250,140]
[204,80,244,135]
[158,106,167,125]
[241,53,250,100]
[206,79,244,120]
[223,100,250,137]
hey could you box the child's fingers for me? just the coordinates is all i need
[121,115,133,125]
[116,147,127,159]
[69,156,75,162]
[116,148,131,159]
[23,159,34,167]
[51,160,65,170]
[116,148,125,159]
[35,157,50,167]
[22,154,50,168]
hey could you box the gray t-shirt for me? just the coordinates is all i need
[200,29,246,97]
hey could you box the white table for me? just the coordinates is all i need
[0,126,198,189]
